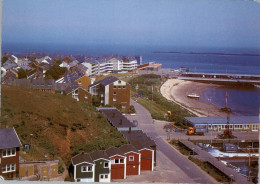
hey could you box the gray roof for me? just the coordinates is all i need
[90,150,109,161]
[119,144,139,154]
[105,147,125,158]
[71,152,93,165]
[121,130,156,150]
[99,108,136,128]
[64,82,88,95]
[31,79,55,89]
[0,128,22,149]
[89,76,119,89]
[184,116,259,125]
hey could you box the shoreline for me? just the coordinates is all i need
[160,79,231,117]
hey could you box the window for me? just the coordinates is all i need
[81,166,92,172]
[114,159,124,164]
[113,97,116,102]
[129,155,134,161]
[118,86,121,89]
[2,164,16,173]
[2,148,16,157]
[100,174,108,179]
[84,95,88,99]
[104,162,109,168]
[113,86,117,89]
[122,105,126,109]
[118,80,121,84]
[78,81,82,85]
[244,125,249,129]
[123,86,126,89]
[113,91,117,95]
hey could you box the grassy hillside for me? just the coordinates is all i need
[1,85,128,166]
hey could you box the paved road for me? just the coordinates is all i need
[128,99,217,184]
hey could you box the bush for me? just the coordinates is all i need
[58,161,65,174]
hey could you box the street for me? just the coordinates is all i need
[123,99,218,183]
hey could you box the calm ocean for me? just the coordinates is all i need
[2,42,260,115]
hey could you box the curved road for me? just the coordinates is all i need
[129,99,217,183]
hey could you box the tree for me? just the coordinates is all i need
[92,95,101,107]
[18,68,28,79]
[45,64,67,80]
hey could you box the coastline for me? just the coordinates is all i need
[160,79,231,117]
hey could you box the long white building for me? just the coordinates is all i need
[82,55,140,76]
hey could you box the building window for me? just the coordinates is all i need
[113,86,117,89]
[118,80,121,84]
[123,86,126,89]
[3,148,16,157]
[122,105,126,109]
[104,162,109,168]
[81,166,92,172]
[84,95,88,99]
[2,164,16,173]
[244,125,249,129]
[100,174,108,179]
[78,81,82,85]
[114,159,124,164]
[113,97,116,102]
[118,86,121,89]
[113,91,117,95]
[129,155,134,161]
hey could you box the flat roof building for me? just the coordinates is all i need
[183,116,259,132]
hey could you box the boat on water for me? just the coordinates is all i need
[187,93,200,99]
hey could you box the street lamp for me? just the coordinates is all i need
[30,134,33,146]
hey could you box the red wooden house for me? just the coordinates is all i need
[105,147,126,180]
[121,130,156,171]
[119,144,140,175]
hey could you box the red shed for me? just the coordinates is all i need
[105,147,126,180]
[119,144,140,175]
[138,148,154,171]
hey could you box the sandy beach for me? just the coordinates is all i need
[160,79,230,117]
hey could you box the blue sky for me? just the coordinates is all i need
[2,0,260,48]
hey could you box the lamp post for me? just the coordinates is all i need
[30,134,33,146]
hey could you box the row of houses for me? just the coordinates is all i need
[71,107,156,182]
[1,53,142,82]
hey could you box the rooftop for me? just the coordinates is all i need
[0,128,22,149]
[89,76,119,88]
[99,108,136,128]
[184,116,259,125]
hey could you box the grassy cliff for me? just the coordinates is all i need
[1,85,128,166]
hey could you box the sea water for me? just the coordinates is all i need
[2,42,260,115]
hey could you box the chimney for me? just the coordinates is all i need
[119,119,122,125]
[128,127,131,133]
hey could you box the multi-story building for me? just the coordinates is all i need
[82,55,140,76]
[0,128,22,180]
[88,76,130,110]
